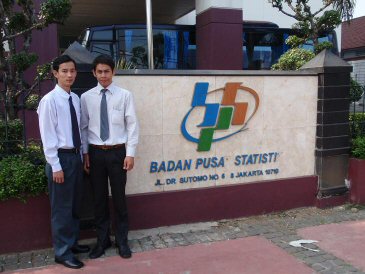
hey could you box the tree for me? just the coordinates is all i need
[269,0,355,48]
[0,0,72,120]
[270,0,355,70]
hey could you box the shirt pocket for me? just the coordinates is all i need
[111,109,124,125]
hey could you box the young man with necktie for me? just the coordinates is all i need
[80,54,139,259]
[37,55,90,269]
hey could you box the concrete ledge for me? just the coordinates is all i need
[316,193,349,209]
[115,69,319,76]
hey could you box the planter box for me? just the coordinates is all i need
[0,194,52,254]
[349,158,365,204]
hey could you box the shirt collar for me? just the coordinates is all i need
[97,83,115,95]
[55,84,72,99]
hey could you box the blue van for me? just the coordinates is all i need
[77,22,338,70]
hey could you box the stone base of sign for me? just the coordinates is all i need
[127,176,318,230]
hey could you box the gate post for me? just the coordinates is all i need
[301,49,352,201]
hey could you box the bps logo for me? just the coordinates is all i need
[181,82,260,151]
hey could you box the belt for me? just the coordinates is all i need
[89,144,125,150]
[58,148,80,154]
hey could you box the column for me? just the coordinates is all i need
[301,49,352,197]
[196,0,243,69]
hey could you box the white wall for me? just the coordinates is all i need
[195,0,242,14]
[350,60,365,86]
[177,0,330,27]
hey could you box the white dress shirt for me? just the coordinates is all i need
[37,84,81,172]
[80,82,139,157]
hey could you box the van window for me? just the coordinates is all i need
[117,28,191,69]
[90,42,114,58]
[92,30,113,41]
[243,31,285,69]
[118,29,148,68]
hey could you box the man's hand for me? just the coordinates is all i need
[83,153,90,174]
[53,170,64,183]
[123,156,134,171]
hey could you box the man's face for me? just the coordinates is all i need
[52,61,77,91]
[93,63,115,88]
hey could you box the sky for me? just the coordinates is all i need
[353,0,365,18]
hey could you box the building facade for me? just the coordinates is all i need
[342,16,365,86]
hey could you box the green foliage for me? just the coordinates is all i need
[8,51,38,72]
[25,94,40,110]
[22,142,47,166]
[0,119,23,156]
[0,144,47,202]
[1,0,72,120]
[314,41,333,54]
[351,136,365,159]
[1,0,13,11]
[271,34,333,70]
[350,78,364,103]
[39,0,72,25]
[8,12,28,32]
[286,35,306,48]
[271,48,315,70]
[315,10,341,34]
[17,0,30,5]
[36,63,52,81]
[349,113,365,139]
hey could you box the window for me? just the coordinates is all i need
[90,42,114,57]
[243,31,285,69]
[92,30,113,41]
[118,29,148,68]
[117,28,195,69]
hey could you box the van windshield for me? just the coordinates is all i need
[78,26,195,69]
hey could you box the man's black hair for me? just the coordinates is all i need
[52,55,77,71]
[92,54,115,71]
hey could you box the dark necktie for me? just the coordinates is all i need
[100,89,109,141]
[69,96,81,149]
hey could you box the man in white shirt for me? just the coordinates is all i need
[81,54,139,259]
[37,55,90,269]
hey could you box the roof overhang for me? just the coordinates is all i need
[59,0,195,39]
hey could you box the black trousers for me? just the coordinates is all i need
[46,152,83,260]
[89,145,128,247]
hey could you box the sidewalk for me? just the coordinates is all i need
[1,205,365,273]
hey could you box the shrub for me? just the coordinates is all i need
[271,48,315,70]
[0,144,47,202]
[350,78,364,103]
[314,41,333,55]
[0,119,23,157]
[25,94,40,110]
[349,113,365,139]
[351,136,365,159]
